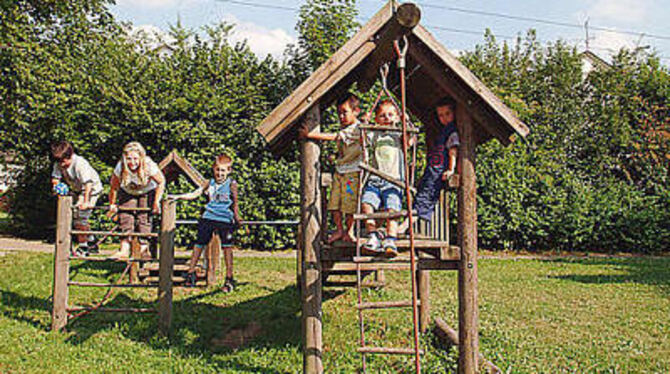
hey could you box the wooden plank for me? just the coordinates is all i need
[412,25,529,140]
[67,306,156,313]
[70,230,158,238]
[329,238,452,250]
[300,106,323,374]
[456,105,479,374]
[266,41,377,143]
[68,282,156,288]
[357,300,418,310]
[417,266,430,332]
[129,239,140,284]
[258,0,394,142]
[359,125,420,133]
[158,199,176,337]
[359,163,417,194]
[358,347,424,355]
[51,196,72,332]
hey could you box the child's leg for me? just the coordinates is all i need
[326,174,345,242]
[188,245,205,272]
[189,219,215,273]
[327,210,345,243]
[222,246,233,279]
[113,192,136,258]
[340,172,359,242]
[344,213,355,242]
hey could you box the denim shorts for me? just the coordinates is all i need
[361,179,403,212]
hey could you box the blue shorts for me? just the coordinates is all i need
[195,218,235,247]
[361,179,403,212]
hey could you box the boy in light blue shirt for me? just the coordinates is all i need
[171,154,241,291]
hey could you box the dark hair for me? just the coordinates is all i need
[336,93,360,110]
[435,97,456,111]
[51,141,74,161]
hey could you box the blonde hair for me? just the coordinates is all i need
[120,142,148,188]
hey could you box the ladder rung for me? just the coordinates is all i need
[356,300,419,310]
[359,163,417,194]
[358,125,420,133]
[353,256,409,263]
[68,281,156,288]
[357,347,424,355]
[353,210,414,220]
[67,306,156,313]
[70,256,158,263]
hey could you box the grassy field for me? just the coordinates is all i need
[0,251,668,373]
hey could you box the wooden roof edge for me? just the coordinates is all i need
[256,0,396,144]
[159,149,207,187]
[412,25,530,140]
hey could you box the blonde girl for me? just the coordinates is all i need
[108,142,165,259]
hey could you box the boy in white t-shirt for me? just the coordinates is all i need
[51,141,103,256]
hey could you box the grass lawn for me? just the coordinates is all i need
[0,251,668,373]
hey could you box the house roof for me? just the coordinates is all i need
[257,0,529,154]
[158,150,207,188]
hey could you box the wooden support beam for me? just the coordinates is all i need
[359,163,417,194]
[456,105,479,374]
[417,265,430,332]
[434,318,501,374]
[158,199,176,337]
[129,239,140,284]
[300,105,323,374]
[51,196,72,332]
[206,233,221,287]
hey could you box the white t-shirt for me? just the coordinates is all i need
[52,154,103,195]
[113,156,161,195]
[335,121,363,174]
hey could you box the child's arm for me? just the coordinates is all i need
[151,172,166,214]
[168,186,204,201]
[298,124,338,142]
[231,180,242,225]
[442,147,458,180]
[108,174,120,216]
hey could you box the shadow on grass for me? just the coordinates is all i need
[0,255,346,373]
[542,257,670,295]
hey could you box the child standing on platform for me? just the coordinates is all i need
[108,142,165,259]
[171,154,241,292]
[361,100,408,257]
[50,141,104,257]
[299,93,363,243]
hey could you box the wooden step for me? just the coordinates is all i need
[357,346,424,355]
[323,258,458,272]
[325,239,454,250]
[353,210,413,221]
[323,281,384,288]
[356,300,419,310]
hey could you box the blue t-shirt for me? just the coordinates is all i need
[202,179,235,223]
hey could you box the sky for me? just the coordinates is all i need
[110,0,670,64]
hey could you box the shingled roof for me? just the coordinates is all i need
[257,0,529,155]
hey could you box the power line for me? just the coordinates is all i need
[418,2,670,41]
[216,0,298,12]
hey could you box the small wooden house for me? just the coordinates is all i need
[256,1,529,373]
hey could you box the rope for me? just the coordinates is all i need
[67,261,133,322]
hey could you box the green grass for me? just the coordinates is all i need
[0,252,668,373]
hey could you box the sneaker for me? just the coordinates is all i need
[70,246,89,258]
[184,271,197,287]
[362,231,383,256]
[222,278,236,293]
[382,237,398,258]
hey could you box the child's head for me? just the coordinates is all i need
[51,141,74,169]
[120,141,149,187]
[212,154,233,183]
[374,100,398,126]
[336,93,361,126]
[435,97,456,126]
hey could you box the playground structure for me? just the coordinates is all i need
[256,1,529,373]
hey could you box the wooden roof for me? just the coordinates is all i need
[158,150,207,188]
[257,0,529,154]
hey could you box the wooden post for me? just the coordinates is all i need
[129,239,140,283]
[417,267,430,332]
[296,223,303,290]
[51,196,72,332]
[206,233,221,286]
[456,106,479,373]
[300,105,323,374]
[158,199,176,337]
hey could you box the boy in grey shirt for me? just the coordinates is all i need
[51,141,103,256]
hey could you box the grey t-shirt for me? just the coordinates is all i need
[113,156,161,196]
[52,154,103,195]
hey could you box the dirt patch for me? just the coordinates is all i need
[211,322,263,349]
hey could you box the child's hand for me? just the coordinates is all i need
[166,194,180,201]
[106,204,118,220]
[77,201,93,210]
[298,124,309,139]
[361,112,371,124]
[441,169,455,181]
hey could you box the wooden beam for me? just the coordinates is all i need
[258,0,394,143]
[158,199,176,337]
[51,196,72,332]
[456,105,479,374]
[412,25,529,140]
[417,254,430,332]
[434,318,501,374]
[300,106,323,374]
